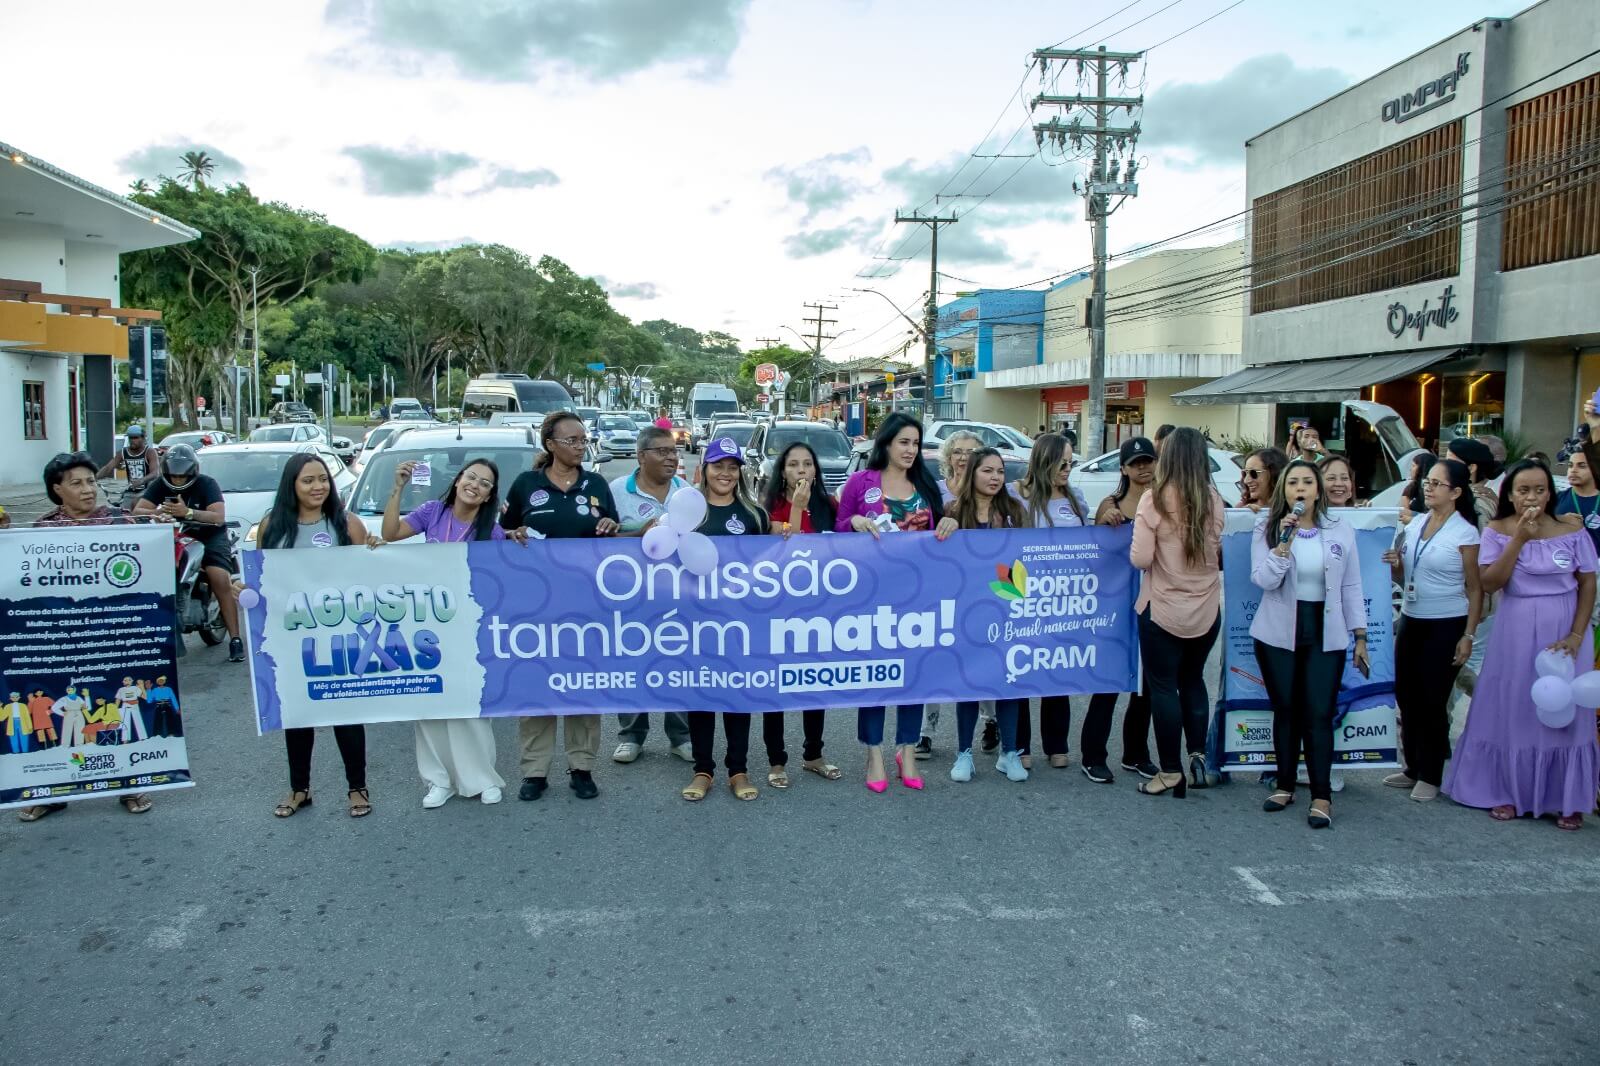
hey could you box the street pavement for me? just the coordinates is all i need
[2,454,1599,1065]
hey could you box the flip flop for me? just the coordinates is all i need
[767,767,790,789]
[1489,804,1517,821]
[119,793,153,814]
[1557,814,1583,831]
[17,802,67,823]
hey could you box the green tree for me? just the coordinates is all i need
[179,151,215,189]
[122,180,375,431]
[324,250,456,397]
[440,244,542,374]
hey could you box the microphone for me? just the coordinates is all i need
[1279,501,1306,545]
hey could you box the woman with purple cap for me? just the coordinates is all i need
[680,435,770,802]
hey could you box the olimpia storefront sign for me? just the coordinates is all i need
[1382,52,1471,124]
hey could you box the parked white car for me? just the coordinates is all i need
[1072,445,1243,514]
[926,419,1035,460]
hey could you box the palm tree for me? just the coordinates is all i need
[179,151,215,189]
[128,178,151,196]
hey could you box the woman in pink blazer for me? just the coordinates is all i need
[1250,458,1370,829]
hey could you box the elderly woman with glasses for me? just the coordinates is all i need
[502,411,620,805]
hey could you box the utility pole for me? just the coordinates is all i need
[894,212,956,418]
[249,267,261,426]
[1031,44,1142,458]
[800,303,837,416]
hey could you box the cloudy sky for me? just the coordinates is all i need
[6,0,1487,361]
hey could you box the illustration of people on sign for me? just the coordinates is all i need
[52,686,89,748]
[4,692,28,754]
[146,677,181,738]
[84,698,118,745]
[115,677,149,744]
[28,690,57,748]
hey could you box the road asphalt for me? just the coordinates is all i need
[1,454,1597,1065]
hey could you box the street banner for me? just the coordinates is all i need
[0,525,192,807]
[128,325,169,405]
[242,526,1140,731]
[1219,507,1400,772]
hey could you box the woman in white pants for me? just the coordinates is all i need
[382,458,527,808]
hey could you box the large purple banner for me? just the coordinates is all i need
[242,526,1139,731]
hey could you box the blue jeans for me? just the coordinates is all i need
[857,705,923,746]
[957,699,1021,752]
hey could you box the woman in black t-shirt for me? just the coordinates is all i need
[681,437,769,803]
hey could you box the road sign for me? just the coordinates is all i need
[275,373,291,386]
[586,362,606,372]
[305,372,323,384]
[195,396,207,411]
[755,392,770,405]
[754,363,778,387]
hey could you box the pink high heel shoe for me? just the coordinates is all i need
[865,778,889,794]
[894,751,924,790]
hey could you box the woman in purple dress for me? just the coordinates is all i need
[1444,460,1599,831]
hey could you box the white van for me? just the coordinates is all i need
[460,374,575,424]
[687,383,739,452]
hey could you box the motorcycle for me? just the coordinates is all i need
[171,520,238,648]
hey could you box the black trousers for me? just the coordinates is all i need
[1013,696,1068,756]
[763,710,824,765]
[688,712,751,776]
[151,700,182,738]
[1082,687,1153,768]
[285,726,366,793]
[1394,614,1467,786]
[1140,607,1221,774]
[1255,603,1345,802]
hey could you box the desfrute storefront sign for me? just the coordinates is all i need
[1382,52,1471,124]
[1387,284,1460,340]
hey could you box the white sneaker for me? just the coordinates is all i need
[422,784,454,809]
[950,749,974,782]
[613,742,642,763]
[480,786,503,805]
[669,742,694,762]
[996,750,1030,782]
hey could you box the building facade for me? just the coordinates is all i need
[1,143,198,486]
[974,243,1269,455]
[1179,0,1600,459]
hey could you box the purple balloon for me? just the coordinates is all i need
[641,523,679,561]
[237,587,261,609]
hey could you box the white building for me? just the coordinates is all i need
[1178,0,1600,459]
[980,242,1269,455]
[0,142,198,486]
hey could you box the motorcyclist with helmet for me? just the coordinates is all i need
[131,444,243,662]
[97,424,162,505]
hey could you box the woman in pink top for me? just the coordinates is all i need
[1129,428,1225,798]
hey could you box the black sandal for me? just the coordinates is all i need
[1263,791,1295,812]
[273,790,312,818]
[348,789,372,818]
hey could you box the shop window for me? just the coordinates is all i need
[1438,372,1505,444]
[23,381,46,440]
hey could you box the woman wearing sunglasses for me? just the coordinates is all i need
[1237,447,1288,511]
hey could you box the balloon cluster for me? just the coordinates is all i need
[640,487,719,576]
[1528,648,1600,729]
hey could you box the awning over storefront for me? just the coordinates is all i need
[1172,348,1465,405]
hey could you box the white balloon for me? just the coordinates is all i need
[1536,700,1576,729]
[641,524,679,561]
[666,488,708,534]
[677,531,718,576]
[237,587,261,609]
[1571,670,1600,710]
[1530,674,1573,713]
[1535,647,1576,681]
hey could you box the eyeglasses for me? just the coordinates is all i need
[458,473,495,490]
[552,435,590,448]
[1243,469,1263,480]
[1421,478,1451,490]
[641,447,678,459]
[949,448,975,458]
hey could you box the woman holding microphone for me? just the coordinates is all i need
[836,412,944,792]
[1251,459,1369,828]
[1381,458,1482,802]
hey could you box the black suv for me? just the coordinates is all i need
[748,421,854,497]
[270,401,314,424]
